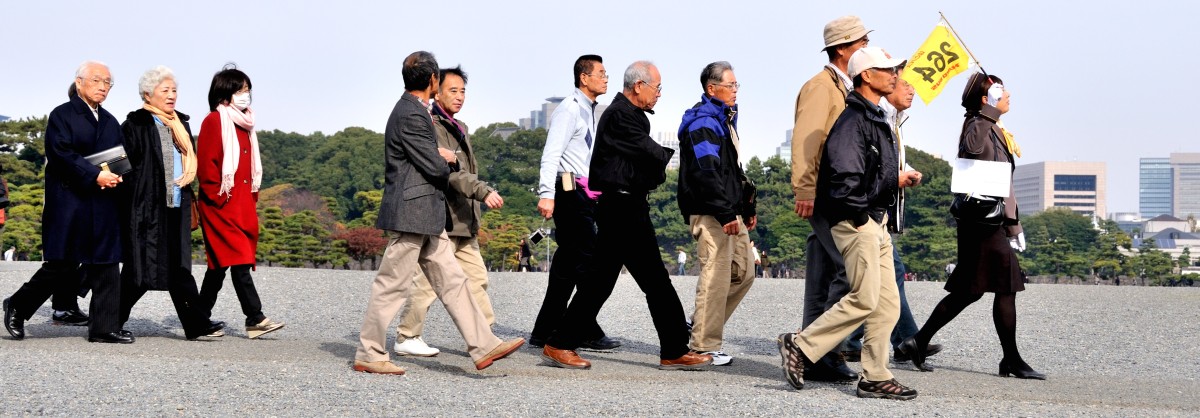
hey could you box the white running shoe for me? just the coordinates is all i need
[394,336,440,357]
[700,350,733,366]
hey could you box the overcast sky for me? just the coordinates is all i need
[1,1,1193,214]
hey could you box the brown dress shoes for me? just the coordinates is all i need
[475,338,526,370]
[352,360,406,375]
[543,345,592,369]
[659,351,713,370]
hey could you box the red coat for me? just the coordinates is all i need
[196,111,259,268]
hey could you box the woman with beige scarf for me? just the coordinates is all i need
[117,65,224,340]
[195,65,284,339]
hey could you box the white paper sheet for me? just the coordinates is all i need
[950,158,1011,197]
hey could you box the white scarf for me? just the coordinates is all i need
[216,104,262,196]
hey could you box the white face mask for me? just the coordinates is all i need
[231,92,251,110]
[987,84,1005,106]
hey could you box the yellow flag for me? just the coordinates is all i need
[902,22,970,105]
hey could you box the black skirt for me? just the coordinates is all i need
[945,222,1024,294]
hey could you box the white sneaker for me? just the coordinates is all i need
[394,336,440,357]
[700,351,733,366]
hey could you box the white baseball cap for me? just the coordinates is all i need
[848,47,906,78]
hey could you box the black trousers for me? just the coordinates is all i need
[119,206,211,338]
[802,211,852,328]
[200,264,266,327]
[9,261,120,335]
[548,192,690,359]
[50,266,84,311]
[530,178,605,341]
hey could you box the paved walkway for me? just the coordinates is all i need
[1,262,1196,416]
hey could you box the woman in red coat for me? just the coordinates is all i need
[196,65,284,339]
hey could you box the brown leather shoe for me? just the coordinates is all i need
[542,345,591,369]
[475,338,525,370]
[352,360,406,375]
[659,351,713,370]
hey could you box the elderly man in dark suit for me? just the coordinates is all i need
[352,51,524,375]
[4,61,130,343]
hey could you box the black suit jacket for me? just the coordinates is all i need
[589,92,674,193]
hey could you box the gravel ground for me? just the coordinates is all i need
[1,261,1197,416]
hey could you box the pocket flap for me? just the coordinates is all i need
[403,183,436,200]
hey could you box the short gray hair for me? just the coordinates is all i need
[700,61,733,89]
[75,60,109,79]
[623,60,655,89]
[138,65,175,101]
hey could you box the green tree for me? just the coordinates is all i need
[268,210,349,268]
[1180,246,1192,268]
[472,123,544,217]
[0,183,44,260]
[478,210,534,271]
[257,206,286,266]
[0,116,49,185]
[893,147,957,278]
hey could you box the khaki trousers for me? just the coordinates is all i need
[793,217,899,381]
[689,215,755,352]
[355,231,501,363]
[397,236,495,339]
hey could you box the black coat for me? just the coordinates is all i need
[119,109,195,290]
[42,95,124,263]
[815,91,899,229]
[589,92,674,193]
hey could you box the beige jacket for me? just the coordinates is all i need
[790,66,849,200]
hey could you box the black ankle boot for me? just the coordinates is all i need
[998,358,1046,380]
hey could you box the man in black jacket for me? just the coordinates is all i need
[676,61,756,366]
[776,47,921,400]
[542,61,711,371]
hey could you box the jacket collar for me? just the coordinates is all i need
[846,90,887,124]
[127,107,190,124]
[431,102,466,136]
[614,92,653,115]
[976,104,1002,123]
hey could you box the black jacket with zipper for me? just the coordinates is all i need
[815,90,899,229]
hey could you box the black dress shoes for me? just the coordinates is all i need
[89,332,134,344]
[805,351,857,383]
[52,308,89,326]
[580,335,622,351]
[999,358,1047,380]
[4,297,24,340]
[187,321,226,340]
[893,343,943,362]
[897,337,934,371]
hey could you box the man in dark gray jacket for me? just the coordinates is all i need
[352,51,523,375]
[393,66,504,358]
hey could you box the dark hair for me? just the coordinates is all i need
[67,82,76,99]
[852,74,864,88]
[824,47,840,62]
[700,61,733,90]
[439,66,468,85]
[207,63,252,112]
[573,54,603,88]
[961,72,1003,113]
[403,51,439,91]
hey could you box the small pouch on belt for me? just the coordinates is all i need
[561,172,575,191]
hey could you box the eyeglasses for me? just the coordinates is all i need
[81,77,114,87]
[714,82,740,90]
[586,72,609,80]
[871,67,899,75]
[639,79,662,92]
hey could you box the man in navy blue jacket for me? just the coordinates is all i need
[676,61,756,367]
[4,61,129,343]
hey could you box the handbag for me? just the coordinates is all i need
[189,199,200,231]
[83,145,132,176]
[950,193,1005,225]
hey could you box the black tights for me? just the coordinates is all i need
[914,291,1024,363]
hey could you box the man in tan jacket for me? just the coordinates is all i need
[789,15,871,382]
[393,66,505,357]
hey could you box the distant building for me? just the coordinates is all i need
[1171,153,1200,219]
[493,126,519,140]
[1139,157,1173,219]
[0,114,10,122]
[518,97,607,131]
[1108,212,1142,236]
[1133,214,1200,268]
[655,132,680,170]
[1013,161,1107,219]
[776,129,792,161]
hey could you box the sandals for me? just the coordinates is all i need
[856,378,918,400]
